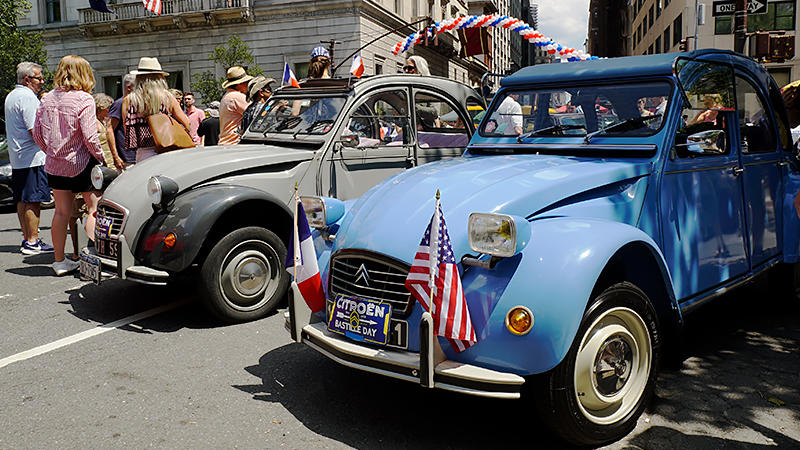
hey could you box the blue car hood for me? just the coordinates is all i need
[334,154,651,261]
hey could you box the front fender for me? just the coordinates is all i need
[136,184,291,272]
[455,217,675,376]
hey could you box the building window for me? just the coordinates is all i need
[715,1,796,34]
[649,43,654,54]
[663,27,670,51]
[656,36,662,53]
[664,0,670,6]
[638,0,643,11]
[103,76,122,99]
[673,14,683,45]
[45,0,61,23]
[638,24,642,43]
[375,56,384,75]
[633,2,638,18]
[649,5,654,27]
[395,0,401,14]
[657,0,662,18]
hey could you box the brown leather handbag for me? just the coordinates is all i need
[147,113,195,153]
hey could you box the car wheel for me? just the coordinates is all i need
[199,226,289,323]
[41,190,55,209]
[534,282,660,446]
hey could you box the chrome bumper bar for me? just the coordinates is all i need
[90,235,170,286]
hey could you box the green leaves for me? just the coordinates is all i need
[0,0,48,111]
[190,35,262,104]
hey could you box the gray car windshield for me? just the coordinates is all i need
[480,81,673,140]
[249,96,347,136]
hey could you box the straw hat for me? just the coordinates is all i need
[247,76,275,101]
[222,66,254,89]
[130,57,169,76]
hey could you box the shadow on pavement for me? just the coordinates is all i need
[5,265,54,277]
[236,343,562,449]
[242,282,799,449]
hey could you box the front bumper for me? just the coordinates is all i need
[92,234,170,286]
[285,285,525,399]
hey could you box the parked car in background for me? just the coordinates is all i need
[0,136,12,208]
[86,75,483,322]
[288,50,800,446]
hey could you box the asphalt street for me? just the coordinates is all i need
[0,207,797,448]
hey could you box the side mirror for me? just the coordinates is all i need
[340,134,359,148]
[676,129,727,155]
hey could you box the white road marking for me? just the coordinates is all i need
[0,299,189,370]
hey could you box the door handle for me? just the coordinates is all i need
[778,160,789,167]
[730,166,744,176]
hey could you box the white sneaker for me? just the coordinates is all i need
[52,259,79,276]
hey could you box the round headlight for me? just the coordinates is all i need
[505,306,534,336]
[91,165,105,190]
[147,176,162,205]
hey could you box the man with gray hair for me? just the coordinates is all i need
[4,62,54,255]
[108,72,136,167]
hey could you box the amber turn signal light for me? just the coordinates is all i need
[505,306,533,336]
[163,232,177,249]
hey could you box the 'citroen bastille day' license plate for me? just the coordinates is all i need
[328,294,392,346]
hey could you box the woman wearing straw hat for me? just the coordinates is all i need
[122,57,190,162]
[219,66,253,145]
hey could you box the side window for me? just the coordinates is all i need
[413,92,470,148]
[344,89,409,147]
[675,59,736,157]
[736,76,777,153]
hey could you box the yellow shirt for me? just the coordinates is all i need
[97,119,114,168]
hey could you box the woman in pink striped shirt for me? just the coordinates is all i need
[33,55,105,276]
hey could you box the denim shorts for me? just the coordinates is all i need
[11,165,50,203]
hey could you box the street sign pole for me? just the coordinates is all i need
[734,0,747,53]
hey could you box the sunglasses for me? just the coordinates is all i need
[28,75,44,82]
[403,65,417,72]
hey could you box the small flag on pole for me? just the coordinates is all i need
[282,63,300,88]
[89,0,115,14]
[404,193,477,353]
[286,195,325,313]
[349,54,365,78]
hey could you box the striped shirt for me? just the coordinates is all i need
[33,89,104,178]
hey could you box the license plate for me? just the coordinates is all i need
[327,299,407,348]
[96,237,120,259]
[328,294,393,346]
[79,253,101,284]
[95,216,113,239]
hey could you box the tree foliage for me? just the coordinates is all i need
[0,0,48,114]
[190,35,263,105]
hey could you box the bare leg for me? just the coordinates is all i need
[21,202,41,242]
[16,203,29,242]
[69,217,79,259]
[82,190,101,241]
[51,190,75,262]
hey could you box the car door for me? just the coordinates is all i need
[320,87,413,200]
[734,73,783,267]
[660,59,749,301]
[412,89,472,166]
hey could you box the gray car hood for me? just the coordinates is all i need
[105,144,315,197]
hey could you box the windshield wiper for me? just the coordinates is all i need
[517,124,587,142]
[583,114,662,144]
[293,119,335,139]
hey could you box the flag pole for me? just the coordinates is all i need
[293,182,300,280]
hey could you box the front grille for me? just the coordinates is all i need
[329,251,414,318]
[97,202,126,237]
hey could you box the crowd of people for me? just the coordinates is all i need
[4,49,431,276]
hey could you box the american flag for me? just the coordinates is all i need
[404,199,476,353]
[143,0,162,15]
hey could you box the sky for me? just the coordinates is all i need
[536,0,591,52]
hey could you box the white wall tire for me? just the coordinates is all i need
[533,282,660,446]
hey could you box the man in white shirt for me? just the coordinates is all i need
[495,93,523,135]
[4,62,53,255]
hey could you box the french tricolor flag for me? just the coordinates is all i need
[282,63,300,88]
[349,54,364,78]
[286,198,325,313]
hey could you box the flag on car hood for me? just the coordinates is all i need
[286,198,325,312]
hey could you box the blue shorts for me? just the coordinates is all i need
[11,166,50,203]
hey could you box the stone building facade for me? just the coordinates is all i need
[20,0,495,102]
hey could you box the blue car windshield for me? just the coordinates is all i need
[249,96,347,136]
[479,81,673,140]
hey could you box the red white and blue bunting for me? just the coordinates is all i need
[392,15,597,62]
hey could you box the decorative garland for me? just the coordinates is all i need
[392,14,597,62]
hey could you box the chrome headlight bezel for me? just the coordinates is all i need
[147,176,162,205]
[300,196,345,229]
[147,176,179,208]
[467,213,531,258]
[90,165,104,190]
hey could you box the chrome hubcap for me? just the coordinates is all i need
[219,239,280,312]
[593,336,633,396]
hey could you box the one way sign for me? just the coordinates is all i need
[712,0,768,16]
